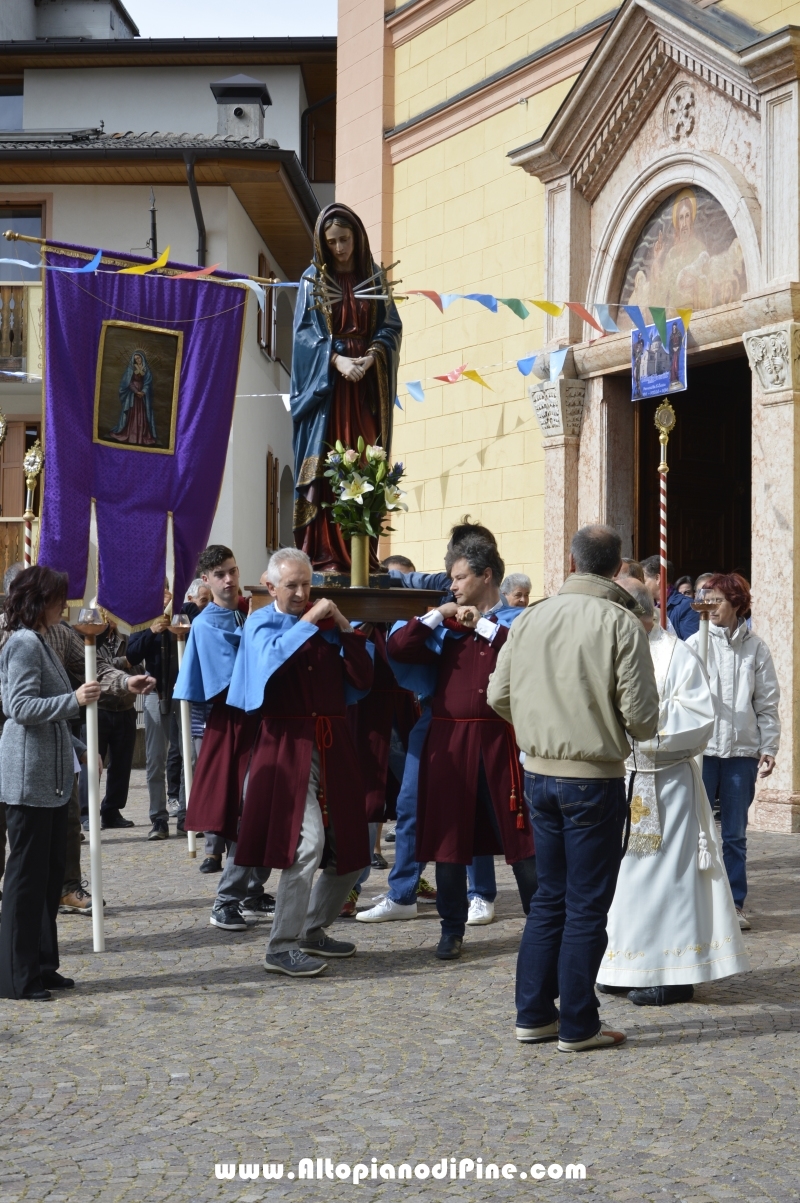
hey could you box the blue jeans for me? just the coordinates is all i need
[516,773,627,1043]
[702,755,758,908]
[467,855,497,902]
[436,762,537,939]
[386,706,431,906]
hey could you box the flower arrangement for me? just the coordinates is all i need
[323,437,407,539]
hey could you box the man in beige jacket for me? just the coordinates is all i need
[488,524,659,1053]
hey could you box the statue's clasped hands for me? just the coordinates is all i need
[332,353,375,383]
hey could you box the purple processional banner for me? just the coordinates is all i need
[38,243,247,628]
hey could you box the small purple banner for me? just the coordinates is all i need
[39,243,247,627]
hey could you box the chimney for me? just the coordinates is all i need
[210,75,272,141]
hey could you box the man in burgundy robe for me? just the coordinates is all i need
[226,548,373,978]
[387,535,536,961]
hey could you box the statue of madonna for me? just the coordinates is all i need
[290,203,402,573]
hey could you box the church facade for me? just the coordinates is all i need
[337,0,800,833]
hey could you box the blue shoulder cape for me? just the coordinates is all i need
[226,602,374,714]
[387,605,524,699]
[173,603,243,703]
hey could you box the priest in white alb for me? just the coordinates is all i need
[597,578,749,1006]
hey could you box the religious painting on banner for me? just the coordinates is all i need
[38,242,248,629]
[94,322,182,453]
[632,318,687,400]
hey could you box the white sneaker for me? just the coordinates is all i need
[736,908,751,930]
[355,896,418,922]
[467,897,495,925]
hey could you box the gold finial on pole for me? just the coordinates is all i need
[22,439,44,565]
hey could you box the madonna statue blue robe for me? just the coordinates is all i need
[290,203,402,573]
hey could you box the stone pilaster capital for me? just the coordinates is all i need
[743,321,800,397]
[529,377,586,438]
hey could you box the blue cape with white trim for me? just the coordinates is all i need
[173,603,243,704]
[226,602,374,714]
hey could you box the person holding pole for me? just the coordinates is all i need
[0,567,102,1000]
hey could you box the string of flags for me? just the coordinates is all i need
[398,298,693,404]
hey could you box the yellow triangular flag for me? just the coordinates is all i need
[463,369,492,389]
[119,245,171,275]
[530,299,564,318]
[676,307,692,331]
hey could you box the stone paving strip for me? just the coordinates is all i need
[0,770,798,1202]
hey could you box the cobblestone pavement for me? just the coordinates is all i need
[0,770,799,1203]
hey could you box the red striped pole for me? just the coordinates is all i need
[654,401,676,631]
[23,515,32,567]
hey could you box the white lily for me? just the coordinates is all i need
[339,473,374,505]
[384,484,408,511]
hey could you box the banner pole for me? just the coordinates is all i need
[654,401,676,632]
[170,620,196,858]
[84,635,105,953]
[22,441,44,567]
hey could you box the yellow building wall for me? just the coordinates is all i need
[389,78,574,591]
[393,0,612,125]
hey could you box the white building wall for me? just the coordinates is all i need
[0,0,36,40]
[207,189,294,585]
[23,66,307,154]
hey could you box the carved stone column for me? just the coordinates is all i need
[530,377,586,596]
[743,321,800,832]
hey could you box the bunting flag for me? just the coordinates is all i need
[498,297,529,320]
[649,306,669,346]
[395,395,403,409]
[549,347,569,381]
[405,381,425,402]
[463,293,498,312]
[172,263,221,280]
[622,305,648,336]
[52,249,103,274]
[407,289,443,312]
[516,354,539,376]
[595,303,620,333]
[531,299,564,318]
[440,294,461,310]
[462,369,492,389]
[676,307,693,331]
[230,278,266,312]
[565,301,603,333]
[119,244,171,275]
[434,364,467,383]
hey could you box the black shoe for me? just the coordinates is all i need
[176,818,187,835]
[385,832,396,843]
[241,894,276,921]
[209,903,249,931]
[147,820,169,841]
[627,985,695,1007]
[101,810,134,829]
[20,990,53,1001]
[596,982,631,995]
[42,972,75,989]
[199,856,222,874]
[371,852,388,869]
[435,934,463,961]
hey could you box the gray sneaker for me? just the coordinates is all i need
[264,950,328,977]
[298,933,356,959]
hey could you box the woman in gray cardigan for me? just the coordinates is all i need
[0,566,101,1000]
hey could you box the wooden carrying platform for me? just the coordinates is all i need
[246,584,442,622]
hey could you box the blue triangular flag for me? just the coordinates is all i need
[622,305,648,336]
[517,354,538,376]
[549,347,569,381]
[405,381,425,402]
[395,395,403,410]
[463,293,498,313]
[595,304,620,334]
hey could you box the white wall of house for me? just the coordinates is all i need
[0,0,37,41]
[23,66,308,154]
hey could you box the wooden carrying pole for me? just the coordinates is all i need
[73,612,108,953]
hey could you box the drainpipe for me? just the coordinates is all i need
[300,92,335,177]
[183,153,206,267]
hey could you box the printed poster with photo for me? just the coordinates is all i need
[631,317,687,400]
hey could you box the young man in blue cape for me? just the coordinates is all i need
[174,545,272,929]
[225,548,374,978]
[387,535,537,961]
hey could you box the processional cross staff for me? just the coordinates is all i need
[654,401,676,630]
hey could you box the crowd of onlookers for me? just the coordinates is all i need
[0,543,779,1001]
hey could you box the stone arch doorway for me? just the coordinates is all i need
[633,356,752,583]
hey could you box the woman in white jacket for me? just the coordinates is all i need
[687,573,780,930]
